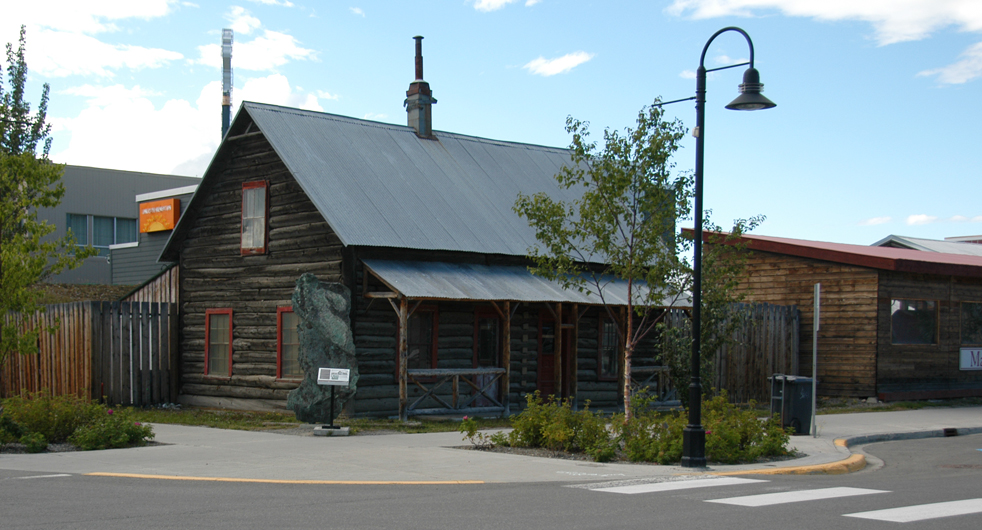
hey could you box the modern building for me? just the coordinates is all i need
[38,165,200,285]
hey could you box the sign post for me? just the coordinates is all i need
[315,367,351,436]
[812,283,820,439]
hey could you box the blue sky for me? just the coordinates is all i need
[4,0,981,245]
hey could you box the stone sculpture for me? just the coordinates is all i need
[286,273,359,423]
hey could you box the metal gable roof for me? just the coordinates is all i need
[871,235,982,257]
[243,102,582,257]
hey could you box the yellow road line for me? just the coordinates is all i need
[85,472,484,485]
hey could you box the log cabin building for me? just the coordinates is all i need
[160,40,682,418]
[711,233,982,401]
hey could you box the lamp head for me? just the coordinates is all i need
[725,67,776,111]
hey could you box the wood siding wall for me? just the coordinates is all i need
[177,133,342,408]
[730,250,879,398]
[876,272,982,394]
[2,302,177,406]
[122,265,179,304]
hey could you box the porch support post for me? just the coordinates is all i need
[554,302,563,398]
[571,303,579,408]
[503,301,511,416]
[398,296,409,421]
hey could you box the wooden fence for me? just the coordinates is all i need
[666,302,800,403]
[1,302,178,406]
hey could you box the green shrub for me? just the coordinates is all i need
[68,408,155,450]
[617,409,686,464]
[19,432,48,453]
[0,413,26,444]
[504,393,618,461]
[701,393,789,464]
[2,391,103,443]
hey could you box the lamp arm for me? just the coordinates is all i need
[699,26,755,70]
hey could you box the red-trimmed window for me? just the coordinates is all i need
[277,307,302,379]
[241,180,268,254]
[205,309,233,377]
[474,310,501,368]
[406,307,438,371]
[598,317,619,380]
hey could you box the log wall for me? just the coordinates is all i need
[177,132,341,406]
[729,249,879,398]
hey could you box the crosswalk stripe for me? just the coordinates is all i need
[844,498,982,523]
[707,487,889,507]
[593,477,767,495]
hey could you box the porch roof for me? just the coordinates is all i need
[362,259,690,308]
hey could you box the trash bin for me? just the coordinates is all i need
[769,374,814,435]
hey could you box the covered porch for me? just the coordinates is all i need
[361,259,688,420]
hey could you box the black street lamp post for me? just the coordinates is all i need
[681,27,776,468]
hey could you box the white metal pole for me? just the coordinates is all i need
[812,283,820,438]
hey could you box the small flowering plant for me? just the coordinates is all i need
[68,407,154,451]
[459,415,496,449]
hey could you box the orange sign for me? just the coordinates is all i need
[139,198,180,233]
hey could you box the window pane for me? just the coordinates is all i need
[600,320,618,377]
[208,313,230,376]
[408,312,434,370]
[891,299,937,345]
[67,214,88,245]
[92,216,114,256]
[477,317,499,367]
[116,218,137,244]
[281,312,302,378]
[962,302,982,345]
[241,186,266,251]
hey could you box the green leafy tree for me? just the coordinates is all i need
[515,101,692,419]
[1,26,94,366]
[659,216,763,407]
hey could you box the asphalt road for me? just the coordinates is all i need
[2,434,981,530]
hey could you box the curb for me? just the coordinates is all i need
[712,453,866,476]
[714,426,982,477]
[836,426,982,448]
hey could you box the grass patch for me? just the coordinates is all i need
[816,397,982,415]
[129,407,511,434]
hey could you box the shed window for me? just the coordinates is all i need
[241,181,268,254]
[961,302,982,346]
[205,309,232,377]
[598,318,619,380]
[278,307,302,379]
[407,309,437,370]
[891,299,937,345]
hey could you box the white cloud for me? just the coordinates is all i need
[907,214,938,225]
[0,3,182,79]
[1,1,175,36]
[350,7,365,17]
[473,0,540,11]
[973,216,982,222]
[679,70,697,79]
[919,42,982,84]
[316,90,340,100]
[523,51,595,76]
[28,28,182,78]
[666,0,982,46]
[226,6,262,35]
[473,0,517,11]
[51,74,325,176]
[248,0,294,6]
[363,113,389,121]
[951,215,969,222]
[238,74,323,111]
[859,216,892,226]
[194,30,316,71]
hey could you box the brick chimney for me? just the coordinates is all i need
[404,36,437,138]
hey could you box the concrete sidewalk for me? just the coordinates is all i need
[1,407,980,484]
